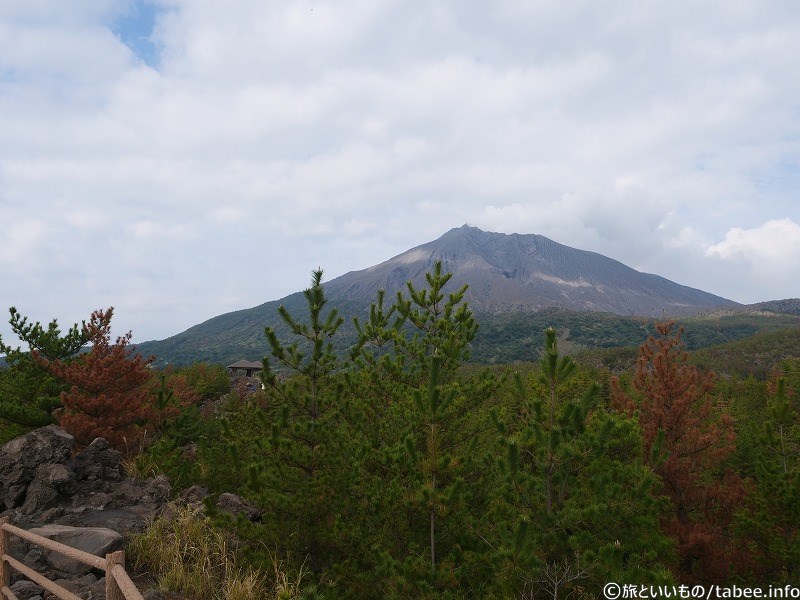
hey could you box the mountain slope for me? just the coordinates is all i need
[324,224,738,317]
[748,298,800,316]
[136,225,742,366]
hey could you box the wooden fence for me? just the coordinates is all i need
[0,516,144,600]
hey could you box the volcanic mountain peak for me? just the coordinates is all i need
[135,225,746,366]
[326,225,738,317]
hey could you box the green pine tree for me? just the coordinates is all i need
[737,364,800,584]
[350,261,499,597]
[0,307,90,427]
[221,269,352,580]
[491,328,673,598]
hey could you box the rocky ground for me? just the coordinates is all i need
[0,425,171,599]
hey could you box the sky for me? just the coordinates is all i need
[1,0,799,347]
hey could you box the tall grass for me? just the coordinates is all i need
[129,504,305,600]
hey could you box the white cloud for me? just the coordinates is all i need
[707,219,800,263]
[665,226,708,250]
[0,219,49,264]
[210,207,245,224]
[2,1,800,344]
[65,209,110,230]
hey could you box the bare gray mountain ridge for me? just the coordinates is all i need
[324,225,738,316]
[136,225,743,366]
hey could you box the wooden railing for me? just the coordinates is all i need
[0,516,145,600]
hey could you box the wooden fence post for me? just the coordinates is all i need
[0,516,10,591]
[105,550,125,600]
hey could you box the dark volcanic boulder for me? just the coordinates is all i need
[0,425,171,531]
[27,524,122,575]
[216,492,261,522]
[71,437,124,482]
[8,579,44,600]
[0,426,75,510]
[21,463,76,515]
[1,425,171,599]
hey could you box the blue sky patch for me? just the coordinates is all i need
[111,0,161,68]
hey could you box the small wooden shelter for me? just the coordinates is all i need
[227,359,263,378]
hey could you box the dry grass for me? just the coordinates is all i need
[272,557,308,600]
[122,454,159,480]
[129,504,305,600]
